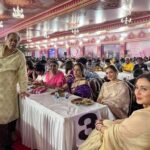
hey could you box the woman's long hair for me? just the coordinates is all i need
[136,73,150,83]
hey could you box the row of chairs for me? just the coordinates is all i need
[125,81,143,116]
[88,78,105,102]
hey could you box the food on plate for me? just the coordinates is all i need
[82,98,94,105]
[71,98,83,105]
[71,98,94,105]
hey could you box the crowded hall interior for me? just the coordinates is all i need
[0,0,150,150]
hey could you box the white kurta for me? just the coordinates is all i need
[0,45,28,124]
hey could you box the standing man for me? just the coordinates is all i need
[0,32,29,150]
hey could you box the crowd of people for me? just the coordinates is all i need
[26,54,150,150]
[0,32,150,150]
[25,50,150,149]
[25,54,150,150]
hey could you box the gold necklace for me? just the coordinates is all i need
[72,77,85,89]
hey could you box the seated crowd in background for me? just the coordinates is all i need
[24,55,150,150]
[25,56,149,115]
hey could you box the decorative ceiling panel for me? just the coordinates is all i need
[0,14,10,20]
[4,0,34,7]
[0,0,149,42]
[101,0,121,9]
[0,0,69,25]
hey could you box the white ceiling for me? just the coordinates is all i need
[22,0,150,40]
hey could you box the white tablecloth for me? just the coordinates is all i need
[96,71,134,80]
[19,92,115,150]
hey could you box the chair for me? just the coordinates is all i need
[88,78,105,101]
[125,81,143,116]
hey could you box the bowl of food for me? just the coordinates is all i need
[81,98,94,105]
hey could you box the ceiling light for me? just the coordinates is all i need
[66,43,69,48]
[96,39,101,44]
[12,6,24,19]
[27,39,32,42]
[68,13,80,35]
[0,21,3,28]
[121,16,132,25]
[79,41,83,46]
[121,0,132,25]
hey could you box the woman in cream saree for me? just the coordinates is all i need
[97,65,130,119]
[79,73,150,150]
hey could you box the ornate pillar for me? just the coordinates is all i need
[55,48,58,58]
[80,46,84,57]
[66,47,71,58]
[120,42,126,58]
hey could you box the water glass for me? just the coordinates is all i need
[64,92,69,99]
[55,92,60,99]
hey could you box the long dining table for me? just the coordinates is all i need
[19,92,115,150]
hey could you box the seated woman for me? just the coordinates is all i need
[33,62,46,83]
[44,60,66,88]
[79,73,150,150]
[64,63,91,98]
[97,65,130,119]
[26,60,35,81]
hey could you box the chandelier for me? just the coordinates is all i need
[71,28,79,35]
[0,21,3,28]
[121,0,132,25]
[121,16,132,25]
[68,13,80,35]
[12,6,24,19]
